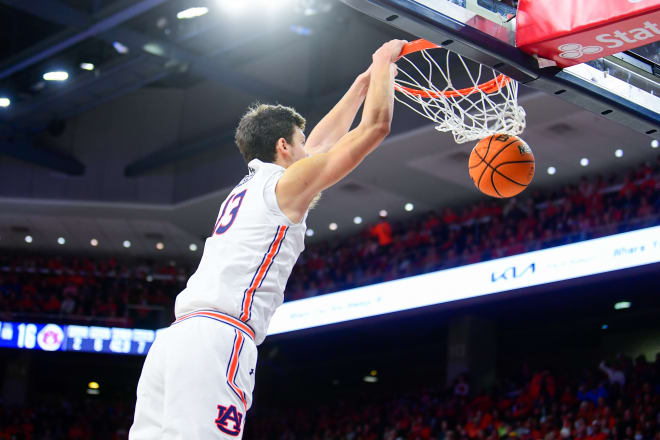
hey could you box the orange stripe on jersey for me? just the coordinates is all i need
[226,331,247,410]
[174,310,255,341]
[239,225,288,322]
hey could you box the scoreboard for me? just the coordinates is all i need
[0,321,159,355]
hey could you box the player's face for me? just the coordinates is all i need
[288,127,308,163]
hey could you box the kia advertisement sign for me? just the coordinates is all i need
[267,225,660,335]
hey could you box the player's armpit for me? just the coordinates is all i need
[276,123,389,223]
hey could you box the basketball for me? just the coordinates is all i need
[468,134,535,198]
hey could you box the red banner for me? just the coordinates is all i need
[516,0,660,67]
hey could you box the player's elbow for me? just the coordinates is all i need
[362,121,391,141]
[373,121,391,137]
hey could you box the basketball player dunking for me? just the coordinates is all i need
[129,39,406,439]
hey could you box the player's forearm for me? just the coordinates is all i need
[305,78,368,156]
[302,53,396,196]
[318,59,394,175]
[359,57,394,133]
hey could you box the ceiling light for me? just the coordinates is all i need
[329,222,338,231]
[379,209,388,218]
[290,24,313,36]
[25,235,33,243]
[221,2,248,14]
[143,43,165,56]
[353,216,362,225]
[404,203,414,212]
[177,6,209,19]
[614,149,623,157]
[90,238,98,247]
[295,0,333,15]
[546,166,556,175]
[112,41,129,54]
[0,97,10,108]
[362,375,378,383]
[43,71,68,81]
[57,237,66,245]
[156,242,164,250]
[305,229,314,237]
[651,139,659,148]
[122,240,131,248]
[189,243,198,251]
[614,301,631,310]
[580,158,589,167]
[80,62,95,71]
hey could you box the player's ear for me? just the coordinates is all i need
[274,137,288,163]
[275,137,288,155]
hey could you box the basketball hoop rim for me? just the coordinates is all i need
[395,39,512,98]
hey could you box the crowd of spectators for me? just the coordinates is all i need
[0,157,659,325]
[0,257,188,327]
[0,396,133,440]
[243,353,660,440]
[0,352,657,439]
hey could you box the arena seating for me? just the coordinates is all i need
[0,396,133,440]
[1,158,658,326]
[245,355,660,440]
[0,353,657,439]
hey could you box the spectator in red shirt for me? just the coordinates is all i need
[369,212,393,247]
[42,293,61,314]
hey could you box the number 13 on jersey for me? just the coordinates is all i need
[214,190,247,235]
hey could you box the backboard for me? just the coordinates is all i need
[340,0,660,139]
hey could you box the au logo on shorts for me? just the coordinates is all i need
[215,404,243,436]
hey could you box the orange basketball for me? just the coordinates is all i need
[468,134,535,198]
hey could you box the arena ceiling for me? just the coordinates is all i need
[0,0,657,257]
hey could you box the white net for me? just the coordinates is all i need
[395,48,526,144]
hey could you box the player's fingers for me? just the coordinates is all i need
[388,39,408,61]
[361,63,373,77]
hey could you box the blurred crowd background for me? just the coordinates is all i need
[2,157,658,329]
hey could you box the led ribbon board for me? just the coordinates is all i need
[0,226,658,355]
[267,225,660,335]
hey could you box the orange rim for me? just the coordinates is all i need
[396,39,511,98]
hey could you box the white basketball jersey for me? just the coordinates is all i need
[175,159,307,345]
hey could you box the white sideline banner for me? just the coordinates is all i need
[267,225,660,335]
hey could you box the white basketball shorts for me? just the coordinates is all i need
[129,310,258,439]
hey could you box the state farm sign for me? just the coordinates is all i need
[516,0,660,67]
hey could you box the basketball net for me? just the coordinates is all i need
[395,41,526,144]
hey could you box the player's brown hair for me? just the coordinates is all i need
[235,104,306,164]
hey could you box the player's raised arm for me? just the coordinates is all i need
[276,39,405,223]
[304,66,371,156]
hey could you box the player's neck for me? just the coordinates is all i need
[273,156,293,169]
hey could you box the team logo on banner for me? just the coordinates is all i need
[215,404,243,436]
[558,43,603,59]
[37,324,64,351]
